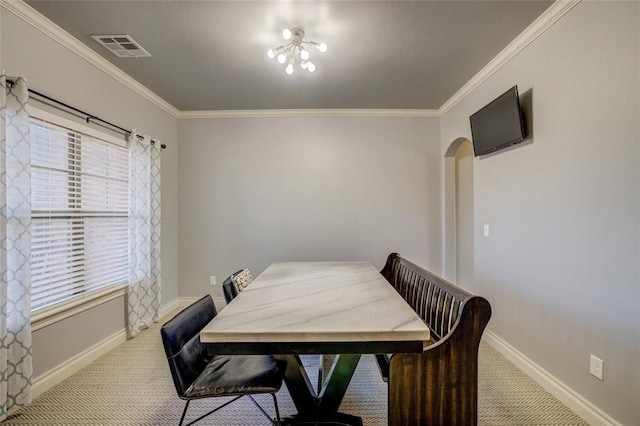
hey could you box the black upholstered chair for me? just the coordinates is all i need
[222,272,240,305]
[223,268,253,304]
[160,295,284,426]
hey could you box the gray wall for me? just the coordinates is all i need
[454,140,474,292]
[31,298,125,378]
[440,2,639,424]
[178,116,441,298]
[1,10,179,379]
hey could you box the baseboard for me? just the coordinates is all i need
[213,296,227,312]
[158,297,180,319]
[484,330,619,426]
[178,296,200,307]
[29,307,614,424]
[32,328,127,399]
[160,296,227,319]
[32,299,223,399]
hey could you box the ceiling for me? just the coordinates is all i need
[26,1,553,112]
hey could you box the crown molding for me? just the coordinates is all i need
[438,0,581,116]
[178,109,439,119]
[0,0,180,118]
[2,0,579,120]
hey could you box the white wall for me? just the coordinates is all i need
[1,9,179,379]
[440,2,639,424]
[178,116,441,298]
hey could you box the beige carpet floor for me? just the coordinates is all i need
[4,316,587,425]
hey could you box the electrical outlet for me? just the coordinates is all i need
[590,354,603,380]
[483,224,490,237]
[209,276,217,286]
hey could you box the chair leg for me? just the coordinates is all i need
[271,393,282,426]
[178,400,190,426]
[182,395,244,426]
[248,394,282,426]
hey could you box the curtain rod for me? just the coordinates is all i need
[5,79,166,149]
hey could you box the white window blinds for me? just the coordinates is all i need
[30,118,129,311]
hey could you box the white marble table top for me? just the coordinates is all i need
[201,262,430,344]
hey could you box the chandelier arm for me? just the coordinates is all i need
[281,44,292,57]
[269,28,325,74]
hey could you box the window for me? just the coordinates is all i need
[30,113,129,312]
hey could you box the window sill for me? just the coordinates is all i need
[31,284,128,332]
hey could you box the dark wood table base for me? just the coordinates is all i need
[274,354,364,426]
[281,412,363,426]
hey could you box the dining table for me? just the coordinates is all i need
[200,261,430,425]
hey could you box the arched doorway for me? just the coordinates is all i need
[443,138,474,291]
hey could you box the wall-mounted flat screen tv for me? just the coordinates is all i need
[469,86,525,156]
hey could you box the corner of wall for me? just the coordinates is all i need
[484,330,620,426]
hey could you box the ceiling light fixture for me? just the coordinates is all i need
[267,28,327,75]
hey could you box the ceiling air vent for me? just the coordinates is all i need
[91,34,151,58]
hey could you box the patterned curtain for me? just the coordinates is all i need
[0,74,32,420]
[127,131,161,338]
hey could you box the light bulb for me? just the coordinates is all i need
[285,64,294,75]
[267,49,276,59]
[282,28,292,40]
[277,53,287,64]
[318,42,327,53]
[301,60,308,70]
[300,49,310,60]
[307,62,316,72]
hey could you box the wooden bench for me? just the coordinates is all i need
[377,253,492,426]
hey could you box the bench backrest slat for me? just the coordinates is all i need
[383,253,471,342]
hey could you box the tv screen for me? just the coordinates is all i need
[469,86,525,156]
